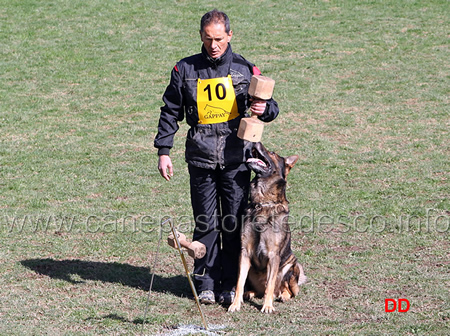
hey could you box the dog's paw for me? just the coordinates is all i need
[227,302,241,313]
[279,291,291,302]
[243,291,256,300]
[261,304,275,313]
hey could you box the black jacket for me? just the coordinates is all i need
[154,44,279,169]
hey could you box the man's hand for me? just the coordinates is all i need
[249,98,267,116]
[158,155,174,181]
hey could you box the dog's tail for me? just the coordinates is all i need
[297,262,307,286]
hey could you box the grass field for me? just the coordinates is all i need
[0,0,448,335]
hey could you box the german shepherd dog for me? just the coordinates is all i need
[228,142,306,313]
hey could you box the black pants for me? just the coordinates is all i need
[189,163,250,293]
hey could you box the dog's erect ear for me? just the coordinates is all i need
[284,155,299,175]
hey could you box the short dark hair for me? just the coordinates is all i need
[200,9,231,33]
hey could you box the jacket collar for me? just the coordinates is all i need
[202,43,232,66]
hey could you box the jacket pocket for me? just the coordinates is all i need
[185,125,216,164]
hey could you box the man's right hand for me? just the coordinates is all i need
[158,155,174,181]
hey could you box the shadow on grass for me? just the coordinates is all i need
[85,313,145,325]
[20,258,190,297]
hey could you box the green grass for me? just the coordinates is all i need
[1,0,448,335]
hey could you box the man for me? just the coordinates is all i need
[154,9,279,305]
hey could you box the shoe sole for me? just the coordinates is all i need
[200,299,215,305]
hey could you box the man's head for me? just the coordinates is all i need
[200,9,233,59]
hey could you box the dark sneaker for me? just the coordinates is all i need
[218,290,235,305]
[198,290,215,304]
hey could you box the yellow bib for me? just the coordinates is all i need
[197,75,239,124]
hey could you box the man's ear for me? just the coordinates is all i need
[227,30,233,42]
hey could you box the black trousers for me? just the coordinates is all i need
[189,163,250,293]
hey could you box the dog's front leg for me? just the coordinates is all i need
[261,253,280,313]
[228,252,251,312]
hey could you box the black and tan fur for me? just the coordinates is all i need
[228,142,306,313]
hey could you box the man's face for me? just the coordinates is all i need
[200,23,233,59]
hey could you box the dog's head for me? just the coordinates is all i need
[246,142,298,204]
[247,142,299,180]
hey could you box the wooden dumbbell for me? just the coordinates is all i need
[237,75,275,142]
[167,231,206,259]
